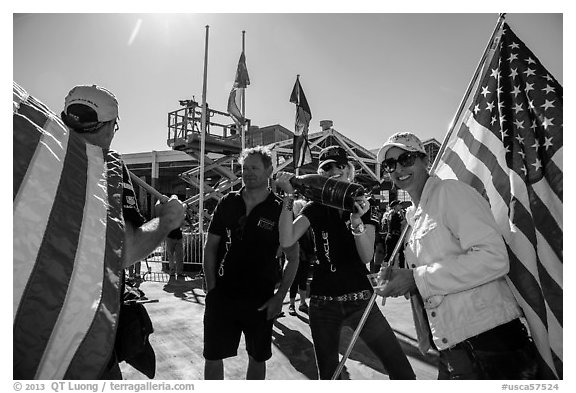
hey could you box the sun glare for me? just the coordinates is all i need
[127,18,143,46]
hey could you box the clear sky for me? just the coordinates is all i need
[13,9,562,155]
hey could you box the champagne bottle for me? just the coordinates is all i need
[289,174,366,212]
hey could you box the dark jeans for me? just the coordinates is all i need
[309,297,415,380]
[289,259,310,298]
[437,319,539,379]
[385,234,405,267]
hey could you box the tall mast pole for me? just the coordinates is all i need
[199,25,209,237]
[241,30,246,150]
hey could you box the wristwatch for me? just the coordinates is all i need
[351,222,366,236]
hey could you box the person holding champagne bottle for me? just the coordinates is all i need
[275,145,415,380]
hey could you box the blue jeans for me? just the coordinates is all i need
[309,297,415,380]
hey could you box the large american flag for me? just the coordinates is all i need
[13,82,125,379]
[434,22,562,378]
[289,75,312,169]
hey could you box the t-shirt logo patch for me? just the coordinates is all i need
[257,218,275,231]
[370,206,379,221]
[126,196,136,206]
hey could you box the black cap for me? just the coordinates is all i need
[318,145,348,169]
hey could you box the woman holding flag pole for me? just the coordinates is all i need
[375,132,538,379]
[336,13,562,380]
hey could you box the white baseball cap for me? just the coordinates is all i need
[377,132,426,163]
[63,84,119,123]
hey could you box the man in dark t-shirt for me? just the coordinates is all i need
[202,146,299,380]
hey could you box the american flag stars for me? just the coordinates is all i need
[471,25,562,185]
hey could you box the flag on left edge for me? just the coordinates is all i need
[290,76,312,168]
[227,51,250,126]
[13,81,125,379]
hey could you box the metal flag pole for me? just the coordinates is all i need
[330,224,408,380]
[330,13,507,381]
[199,25,209,238]
[128,170,168,203]
[241,30,246,151]
[295,73,300,177]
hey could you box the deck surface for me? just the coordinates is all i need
[119,267,439,381]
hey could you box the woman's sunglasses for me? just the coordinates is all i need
[382,152,424,174]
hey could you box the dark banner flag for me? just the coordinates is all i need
[227,51,250,126]
[13,82,125,379]
[434,22,563,378]
[290,75,312,169]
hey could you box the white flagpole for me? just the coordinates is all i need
[199,25,209,237]
[241,30,246,151]
[331,13,507,381]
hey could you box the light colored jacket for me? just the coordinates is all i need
[405,176,522,352]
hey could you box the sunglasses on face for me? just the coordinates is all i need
[382,152,423,174]
[321,162,347,172]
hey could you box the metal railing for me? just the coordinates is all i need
[143,232,207,268]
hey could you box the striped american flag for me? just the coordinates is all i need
[434,23,562,378]
[289,75,312,169]
[13,82,125,379]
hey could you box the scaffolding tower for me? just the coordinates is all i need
[167,102,384,223]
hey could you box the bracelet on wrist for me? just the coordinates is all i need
[284,197,294,211]
[351,222,366,236]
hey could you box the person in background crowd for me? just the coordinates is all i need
[202,146,300,380]
[375,132,537,379]
[166,224,185,279]
[384,200,405,267]
[372,203,386,273]
[275,145,415,380]
[128,261,142,280]
[287,198,315,315]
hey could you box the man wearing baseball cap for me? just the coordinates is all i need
[61,84,187,378]
[61,84,120,149]
[375,132,537,379]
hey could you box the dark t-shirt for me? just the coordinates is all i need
[208,188,282,303]
[167,227,183,240]
[120,161,145,228]
[302,202,379,297]
[387,210,403,235]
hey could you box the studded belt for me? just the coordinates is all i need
[311,289,372,302]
